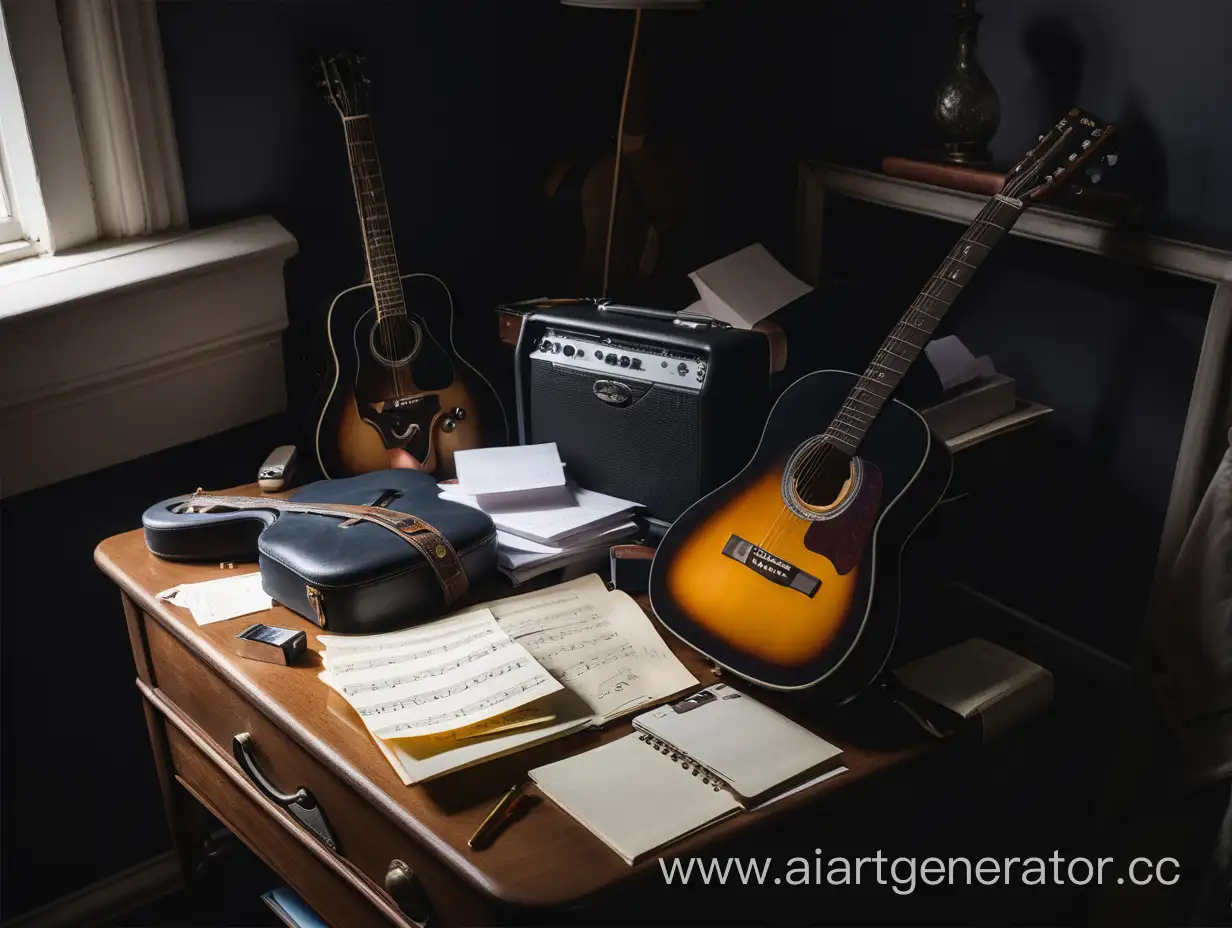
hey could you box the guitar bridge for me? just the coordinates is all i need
[722,535,820,597]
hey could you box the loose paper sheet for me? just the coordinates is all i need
[451,443,566,497]
[487,574,699,721]
[687,243,813,329]
[318,609,562,739]
[156,572,272,625]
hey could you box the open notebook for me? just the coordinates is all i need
[530,684,846,864]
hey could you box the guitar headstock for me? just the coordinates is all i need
[1002,108,1117,203]
[317,51,371,119]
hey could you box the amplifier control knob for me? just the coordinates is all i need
[539,339,552,353]
[606,353,618,365]
[551,342,562,353]
[630,358,641,370]
[677,362,689,376]
[563,345,575,357]
[619,356,630,367]
[595,350,604,359]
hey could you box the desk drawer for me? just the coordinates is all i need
[160,702,403,928]
[140,614,495,928]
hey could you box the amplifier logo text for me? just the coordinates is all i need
[593,380,632,406]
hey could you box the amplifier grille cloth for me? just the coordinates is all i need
[529,361,701,520]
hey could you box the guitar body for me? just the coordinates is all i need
[650,370,951,700]
[649,107,1117,705]
[313,277,482,480]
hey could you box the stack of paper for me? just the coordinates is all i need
[321,575,699,784]
[443,444,641,584]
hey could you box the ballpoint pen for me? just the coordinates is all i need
[468,782,528,850]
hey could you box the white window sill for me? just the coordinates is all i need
[0,237,38,266]
[0,215,298,497]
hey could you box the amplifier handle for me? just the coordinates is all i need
[597,301,731,329]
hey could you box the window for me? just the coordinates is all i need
[0,169,19,244]
[0,0,48,257]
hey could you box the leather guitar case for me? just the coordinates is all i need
[141,470,497,634]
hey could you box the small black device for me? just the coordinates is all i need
[234,623,308,665]
[514,300,771,526]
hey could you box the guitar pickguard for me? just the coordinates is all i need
[355,393,443,463]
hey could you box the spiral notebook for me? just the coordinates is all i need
[632,683,845,805]
[529,684,844,864]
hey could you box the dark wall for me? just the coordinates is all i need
[809,0,1232,240]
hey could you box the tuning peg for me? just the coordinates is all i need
[1085,166,1105,185]
[1104,152,1119,167]
[1038,133,1046,142]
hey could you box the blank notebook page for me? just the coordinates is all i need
[529,733,740,865]
[634,685,843,803]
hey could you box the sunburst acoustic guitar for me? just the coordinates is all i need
[312,52,495,479]
[650,109,1118,703]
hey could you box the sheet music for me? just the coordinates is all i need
[486,574,699,721]
[318,609,562,738]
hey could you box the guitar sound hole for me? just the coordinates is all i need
[794,449,855,511]
[369,317,423,368]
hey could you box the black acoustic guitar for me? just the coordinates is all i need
[311,52,492,479]
[650,109,1118,702]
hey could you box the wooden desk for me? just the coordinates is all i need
[96,490,937,926]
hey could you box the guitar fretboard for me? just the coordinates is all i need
[823,194,1026,454]
[342,114,405,321]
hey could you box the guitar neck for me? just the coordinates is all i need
[342,114,405,321]
[824,193,1028,453]
[187,494,392,521]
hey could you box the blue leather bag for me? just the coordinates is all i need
[141,470,497,634]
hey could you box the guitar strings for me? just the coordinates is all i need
[754,176,1035,555]
[344,116,399,396]
[345,115,406,398]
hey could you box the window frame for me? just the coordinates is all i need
[0,0,99,264]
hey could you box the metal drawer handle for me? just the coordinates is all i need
[385,860,433,928]
[233,732,340,852]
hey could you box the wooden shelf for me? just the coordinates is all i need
[796,162,1232,287]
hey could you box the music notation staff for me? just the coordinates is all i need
[319,609,563,738]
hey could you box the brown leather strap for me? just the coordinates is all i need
[186,494,470,607]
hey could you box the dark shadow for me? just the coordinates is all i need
[1108,93,1170,227]
[1022,14,1085,125]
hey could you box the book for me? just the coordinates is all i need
[892,638,1053,741]
[261,885,328,928]
[529,684,846,864]
[920,373,1017,441]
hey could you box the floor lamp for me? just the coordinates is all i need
[560,0,706,298]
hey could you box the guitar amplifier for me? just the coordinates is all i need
[514,301,771,525]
